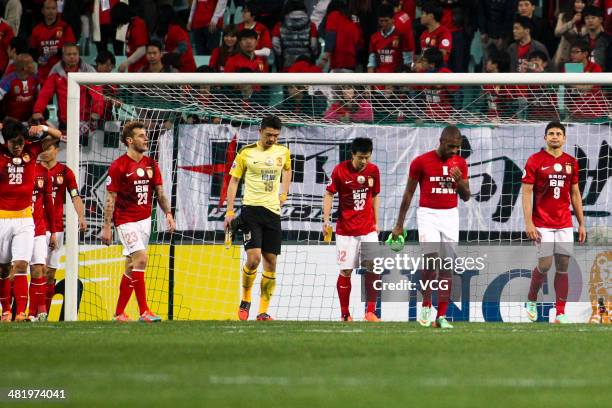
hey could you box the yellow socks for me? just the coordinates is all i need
[258,271,276,314]
[241,265,257,302]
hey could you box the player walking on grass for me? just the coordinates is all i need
[322,138,381,322]
[522,121,586,324]
[102,121,176,323]
[391,126,470,329]
[0,118,61,322]
[39,140,87,314]
[225,115,292,321]
[28,163,57,321]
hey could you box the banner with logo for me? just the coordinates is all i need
[173,123,611,234]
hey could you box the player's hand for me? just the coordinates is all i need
[578,224,586,244]
[224,213,236,230]
[118,62,128,72]
[322,221,331,235]
[391,224,403,240]
[450,167,462,182]
[166,213,176,233]
[78,217,87,231]
[28,125,46,137]
[525,222,540,242]
[101,225,112,245]
[48,232,57,250]
[209,23,218,33]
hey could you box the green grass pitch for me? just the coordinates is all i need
[2,321,611,407]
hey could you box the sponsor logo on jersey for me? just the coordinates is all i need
[368,177,374,187]
[392,37,399,48]
[13,85,20,94]
[56,174,64,185]
[357,175,366,184]
[566,164,572,174]
[22,153,30,163]
[136,168,145,177]
[441,38,450,47]
[12,157,21,165]
[146,167,153,179]
[265,157,274,166]
[106,176,112,186]
[37,178,44,188]
[554,163,562,172]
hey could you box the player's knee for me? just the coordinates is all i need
[31,265,43,279]
[46,267,57,281]
[340,269,352,277]
[537,259,553,274]
[554,255,570,273]
[12,260,28,273]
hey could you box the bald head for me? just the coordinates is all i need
[440,125,461,142]
[438,126,462,159]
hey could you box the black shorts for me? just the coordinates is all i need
[239,206,282,255]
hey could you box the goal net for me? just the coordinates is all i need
[58,73,611,323]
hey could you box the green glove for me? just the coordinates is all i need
[385,230,406,252]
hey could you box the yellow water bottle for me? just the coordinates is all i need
[323,224,333,243]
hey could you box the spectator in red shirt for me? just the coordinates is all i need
[29,0,76,82]
[414,47,459,121]
[419,1,452,63]
[564,39,609,119]
[482,49,512,119]
[368,4,412,73]
[287,54,323,73]
[209,24,238,72]
[0,53,38,121]
[508,16,549,72]
[32,43,103,130]
[3,34,27,77]
[112,3,149,73]
[238,2,272,58]
[385,0,415,65]
[0,18,15,75]
[187,0,227,55]
[224,28,269,73]
[93,0,121,54]
[524,50,559,120]
[319,0,364,72]
[95,50,117,121]
[324,86,373,122]
[158,5,197,73]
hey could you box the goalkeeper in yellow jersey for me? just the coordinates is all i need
[225,115,292,321]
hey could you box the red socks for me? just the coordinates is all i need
[131,270,149,315]
[528,267,545,302]
[336,275,351,316]
[436,272,452,319]
[115,274,134,316]
[45,280,56,313]
[0,277,10,313]
[12,274,28,315]
[364,273,378,314]
[29,277,47,316]
[554,272,569,315]
[421,270,436,308]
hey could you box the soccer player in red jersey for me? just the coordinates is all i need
[237,3,272,58]
[0,118,61,322]
[323,138,381,322]
[368,4,412,73]
[522,122,586,324]
[391,126,470,329]
[38,140,86,313]
[0,54,39,122]
[28,163,56,322]
[419,1,452,63]
[29,0,76,81]
[101,122,176,323]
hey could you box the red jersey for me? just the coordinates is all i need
[0,20,15,73]
[522,150,579,229]
[394,11,415,53]
[99,0,119,25]
[0,141,43,212]
[325,10,363,70]
[237,22,272,52]
[189,0,224,30]
[409,150,468,209]
[32,164,55,236]
[126,17,149,73]
[224,52,269,73]
[0,73,39,121]
[106,154,163,226]
[516,42,531,70]
[482,84,512,118]
[420,25,452,61]
[326,161,380,236]
[369,27,408,73]
[286,60,323,73]
[165,24,197,73]
[29,19,76,81]
[47,163,79,233]
[415,67,459,120]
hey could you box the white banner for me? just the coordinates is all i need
[174,123,611,234]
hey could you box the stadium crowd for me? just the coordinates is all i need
[0,0,610,126]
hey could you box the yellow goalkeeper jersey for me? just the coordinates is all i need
[230,142,291,214]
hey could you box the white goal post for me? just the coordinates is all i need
[64,72,612,321]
